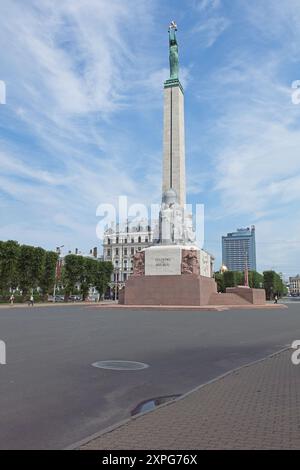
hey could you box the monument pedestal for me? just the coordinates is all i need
[119,245,266,307]
[119,244,217,306]
[119,274,217,306]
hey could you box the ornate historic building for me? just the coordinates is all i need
[102,220,155,298]
[289,275,300,296]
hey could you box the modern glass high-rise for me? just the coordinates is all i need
[222,226,257,272]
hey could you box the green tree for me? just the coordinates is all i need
[39,251,58,300]
[215,270,265,293]
[94,261,113,299]
[62,256,113,301]
[80,259,113,301]
[248,271,264,289]
[214,271,225,293]
[263,270,286,300]
[223,271,243,288]
[62,254,83,300]
[79,258,98,300]
[18,245,46,299]
[0,240,20,296]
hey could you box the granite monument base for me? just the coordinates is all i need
[119,277,265,306]
[118,274,217,306]
[209,287,266,306]
[119,245,266,307]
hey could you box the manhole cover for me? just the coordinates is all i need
[91,360,149,371]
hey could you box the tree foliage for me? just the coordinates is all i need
[17,245,46,298]
[214,270,265,292]
[0,240,113,303]
[263,271,287,300]
[62,255,83,299]
[0,240,20,293]
[214,271,225,293]
[62,255,113,301]
[94,261,113,297]
[39,251,59,300]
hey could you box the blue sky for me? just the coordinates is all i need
[1,0,300,277]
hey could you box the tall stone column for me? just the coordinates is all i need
[162,22,186,208]
[162,79,186,207]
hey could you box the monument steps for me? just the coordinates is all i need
[209,293,251,306]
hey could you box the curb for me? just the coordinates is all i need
[87,304,288,311]
[0,302,102,309]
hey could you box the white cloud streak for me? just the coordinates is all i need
[0,0,161,250]
[192,0,300,275]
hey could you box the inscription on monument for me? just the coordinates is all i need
[145,248,181,276]
[155,257,171,267]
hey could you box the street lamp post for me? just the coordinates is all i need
[114,267,121,302]
[53,245,64,302]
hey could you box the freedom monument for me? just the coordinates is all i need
[119,23,265,306]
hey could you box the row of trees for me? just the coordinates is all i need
[214,270,264,293]
[214,270,287,300]
[0,240,113,302]
[0,240,58,300]
[62,254,113,300]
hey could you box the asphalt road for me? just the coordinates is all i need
[0,303,299,449]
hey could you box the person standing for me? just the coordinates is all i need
[274,294,278,304]
[9,294,15,305]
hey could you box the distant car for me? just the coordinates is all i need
[87,294,99,302]
[69,295,82,302]
[48,295,64,302]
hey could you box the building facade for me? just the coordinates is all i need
[102,221,155,298]
[289,275,300,296]
[222,226,257,272]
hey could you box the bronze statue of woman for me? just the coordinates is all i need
[169,22,179,80]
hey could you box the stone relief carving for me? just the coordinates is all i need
[133,251,145,276]
[181,249,199,275]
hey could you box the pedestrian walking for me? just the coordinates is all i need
[274,294,278,304]
[28,294,34,306]
[9,294,15,305]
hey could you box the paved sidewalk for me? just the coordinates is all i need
[0,301,106,309]
[79,348,300,450]
[92,303,286,311]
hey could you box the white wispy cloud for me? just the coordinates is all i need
[0,0,161,250]
[192,16,230,48]
[195,0,221,12]
[191,0,229,48]
[191,0,300,275]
